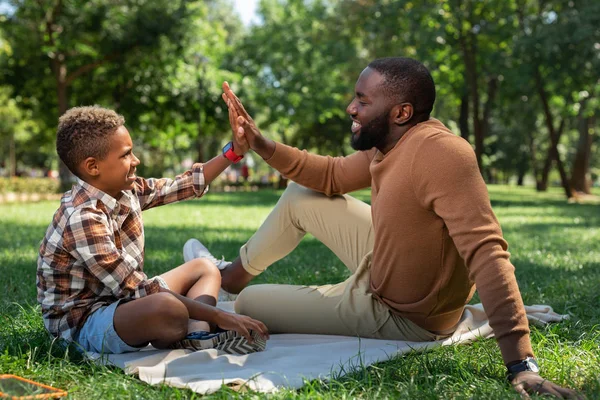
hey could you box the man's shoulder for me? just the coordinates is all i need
[411,120,473,155]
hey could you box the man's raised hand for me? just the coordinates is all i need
[222,81,276,159]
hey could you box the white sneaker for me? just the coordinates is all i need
[183,238,231,270]
[183,238,238,302]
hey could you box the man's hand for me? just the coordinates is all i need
[511,371,582,399]
[224,88,249,157]
[213,310,270,343]
[222,81,276,159]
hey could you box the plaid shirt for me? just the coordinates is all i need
[37,163,207,341]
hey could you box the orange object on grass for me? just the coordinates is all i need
[0,375,67,399]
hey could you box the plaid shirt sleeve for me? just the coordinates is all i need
[135,163,207,211]
[63,207,161,299]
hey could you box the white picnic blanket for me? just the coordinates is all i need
[87,303,567,394]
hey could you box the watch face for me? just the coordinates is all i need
[223,142,233,153]
[526,358,540,373]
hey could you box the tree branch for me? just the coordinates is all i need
[65,53,120,86]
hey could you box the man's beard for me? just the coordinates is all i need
[350,110,390,151]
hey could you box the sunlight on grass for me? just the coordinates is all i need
[1,185,598,399]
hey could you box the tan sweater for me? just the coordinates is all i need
[265,118,533,364]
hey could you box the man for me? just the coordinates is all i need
[186,57,578,397]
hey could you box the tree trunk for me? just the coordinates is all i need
[56,69,74,192]
[533,68,572,199]
[570,103,593,194]
[9,132,16,177]
[459,89,470,142]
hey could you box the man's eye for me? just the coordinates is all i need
[359,101,368,106]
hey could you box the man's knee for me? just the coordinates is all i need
[234,285,263,316]
[279,181,326,211]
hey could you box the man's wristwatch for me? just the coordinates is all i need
[222,141,243,163]
[506,357,539,381]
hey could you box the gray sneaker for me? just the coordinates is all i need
[183,238,237,302]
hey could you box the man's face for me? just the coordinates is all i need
[94,126,140,198]
[346,68,393,151]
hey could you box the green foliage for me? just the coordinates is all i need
[0,0,598,190]
[0,187,598,398]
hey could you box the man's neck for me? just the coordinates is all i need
[376,117,430,154]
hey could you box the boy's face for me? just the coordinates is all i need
[94,125,140,198]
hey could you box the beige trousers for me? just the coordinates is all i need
[234,183,440,342]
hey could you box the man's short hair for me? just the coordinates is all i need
[368,57,436,118]
[56,106,125,177]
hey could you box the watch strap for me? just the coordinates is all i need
[506,357,539,381]
[223,141,244,163]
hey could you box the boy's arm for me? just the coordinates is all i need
[64,208,162,299]
[136,114,248,210]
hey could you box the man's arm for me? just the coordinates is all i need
[222,82,373,196]
[411,133,579,398]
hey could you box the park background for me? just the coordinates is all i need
[0,0,599,399]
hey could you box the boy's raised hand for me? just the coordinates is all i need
[214,310,270,342]
[222,81,275,160]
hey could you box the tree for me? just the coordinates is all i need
[3,0,194,190]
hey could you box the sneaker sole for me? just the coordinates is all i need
[174,330,266,355]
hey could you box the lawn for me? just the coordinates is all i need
[1,185,599,399]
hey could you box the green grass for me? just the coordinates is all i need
[1,185,599,399]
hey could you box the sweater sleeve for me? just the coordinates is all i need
[264,142,374,196]
[411,132,533,364]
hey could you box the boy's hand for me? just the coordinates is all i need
[222,81,276,160]
[214,310,270,342]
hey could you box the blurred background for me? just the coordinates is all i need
[0,0,598,199]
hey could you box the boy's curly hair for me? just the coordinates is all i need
[56,106,125,177]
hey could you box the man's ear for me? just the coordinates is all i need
[81,157,100,177]
[391,103,414,125]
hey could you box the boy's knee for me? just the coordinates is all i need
[190,258,221,282]
[150,292,188,336]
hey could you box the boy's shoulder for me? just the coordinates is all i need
[50,185,105,228]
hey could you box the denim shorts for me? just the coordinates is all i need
[74,300,142,354]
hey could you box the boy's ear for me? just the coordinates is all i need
[81,157,100,177]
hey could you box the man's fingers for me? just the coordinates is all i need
[512,382,530,399]
[554,386,583,399]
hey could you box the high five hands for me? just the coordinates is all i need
[222,82,276,160]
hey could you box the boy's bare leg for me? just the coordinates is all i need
[160,258,221,305]
[113,292,190,349]
[160,258,222,332]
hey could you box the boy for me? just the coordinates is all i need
[37,106,268,355]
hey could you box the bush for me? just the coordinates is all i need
[0,177,60,194]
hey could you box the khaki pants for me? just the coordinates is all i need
[234,183,441,342]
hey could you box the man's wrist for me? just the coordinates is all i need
[506,357,539,381]
[253,137,276,160]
